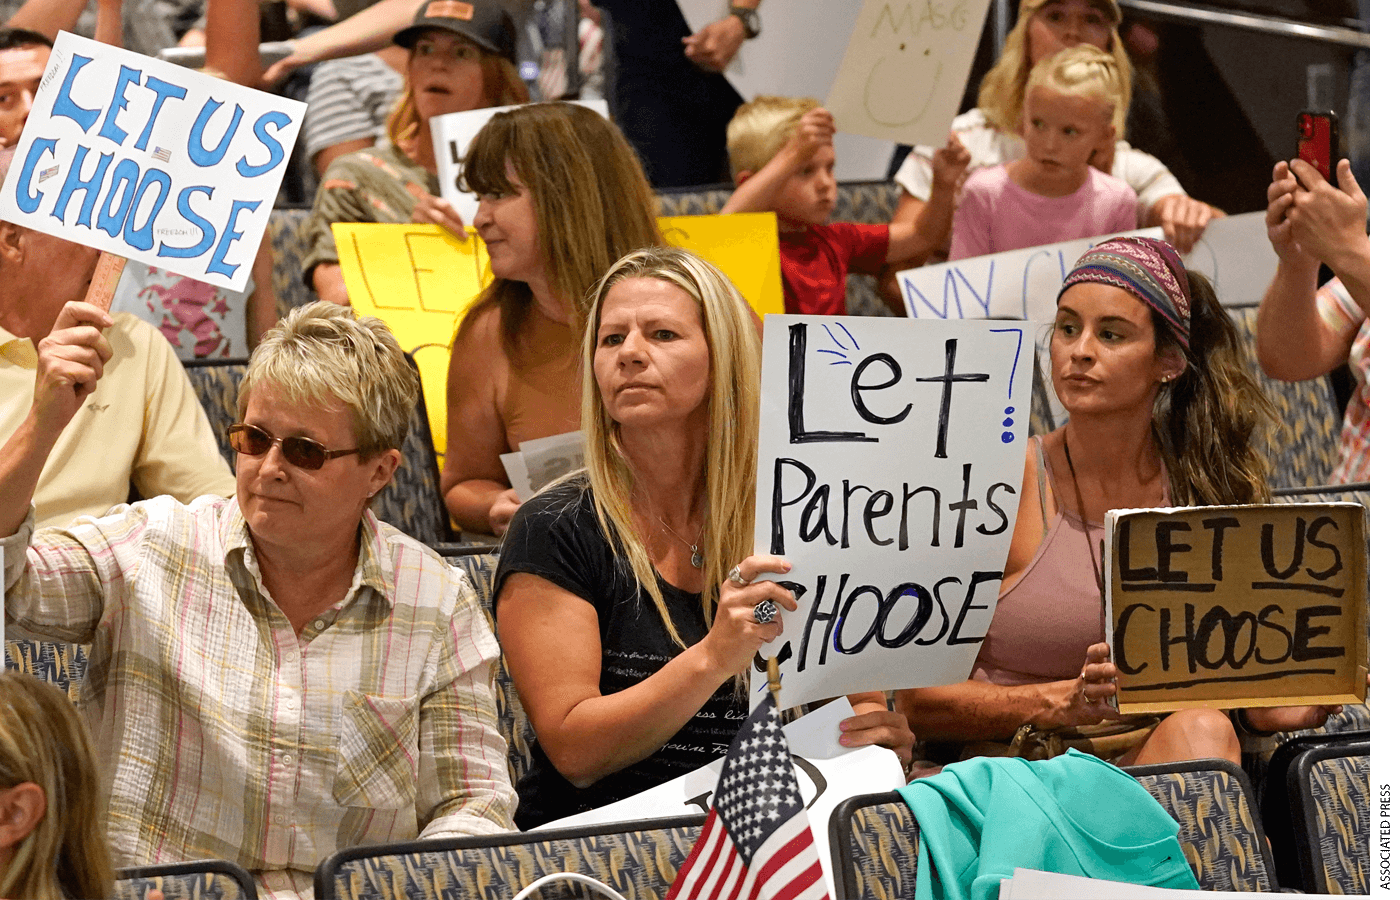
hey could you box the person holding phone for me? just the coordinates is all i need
[1257,154,1369,483]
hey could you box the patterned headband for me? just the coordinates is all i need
[1057,236,1191,351]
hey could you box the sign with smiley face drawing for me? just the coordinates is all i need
[825,0,993,145]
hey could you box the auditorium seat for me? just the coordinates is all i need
[115,859,258,900]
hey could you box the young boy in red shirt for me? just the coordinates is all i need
[722,95,967,315]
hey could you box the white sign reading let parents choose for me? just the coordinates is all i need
[0,33,304,292]
[753,316,1032,710]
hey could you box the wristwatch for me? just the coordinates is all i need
[728,4,761,39]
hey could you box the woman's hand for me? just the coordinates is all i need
[700,555,797,678]
[1149,194,1220,255]
[1265,159,1309,263]
[1048,642,1120,729]
[486,488,521,535]
[842,692,916,773]
[1284,158,1368,270]
[411,194,470,242]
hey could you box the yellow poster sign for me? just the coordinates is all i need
[334,213,784,454]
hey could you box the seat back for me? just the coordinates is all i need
[828,791,917,900]
[266,208,319,318]
[1227,305,1343,488]
[3,640,88,703]
[183,359,249,472]
[439,547,535,786]
[115,859,258,900]
[1125,757,1277,891]
[1293,740,1370,894]
[313,815,706,900]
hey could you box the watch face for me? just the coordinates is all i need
[731,6,760,37]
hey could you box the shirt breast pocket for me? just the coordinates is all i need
[333,691,421,810]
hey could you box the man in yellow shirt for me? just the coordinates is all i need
[0,148,234,529]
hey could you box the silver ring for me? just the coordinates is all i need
[753,599,778,625]
[728,565,749,586]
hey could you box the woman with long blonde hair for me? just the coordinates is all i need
[887,0,1218,275]
[300,0,528,306]
[493,247,913,829]
[0,673,113,900]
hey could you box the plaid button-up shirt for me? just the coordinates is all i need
[2,495,516,898]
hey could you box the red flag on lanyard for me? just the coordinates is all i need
[665,692,830,900]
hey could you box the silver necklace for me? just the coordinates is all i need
[654,514,703,568]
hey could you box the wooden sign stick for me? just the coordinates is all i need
[83,252,127,312]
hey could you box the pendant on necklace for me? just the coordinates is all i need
[690,546,703,569]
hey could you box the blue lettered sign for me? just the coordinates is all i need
[0,32,305,292]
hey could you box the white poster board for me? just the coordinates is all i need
[674,0,895,180]
[898,212,1275,324]
[825,0,994,147]
[538,698,904,900]
[0,32,304,292]
[753,316,1032,710]
[428,99,608,224]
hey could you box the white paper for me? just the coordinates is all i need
[0,32,305,292]
[1002,868,1336,899]
[499,451,533,501]
[752,316,1032,710]
[535,698,904,900]
[498,431,585,502]
[429,100,607,223]
[675,0,895,180]
[825,0,995,147]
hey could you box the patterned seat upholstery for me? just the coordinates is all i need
[1293,742,1370,894]
[181,357,457,546]
[1228,305,1343,488]
[3,640,88,703]
[831,759,1276,899]
[115,860,258,900]
[313,815,706,900]
[267,208,319,317]
[828,792,918,900]
[439,548,535,786]
[1124,759,1277,891]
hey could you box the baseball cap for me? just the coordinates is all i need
[393,0,517,63]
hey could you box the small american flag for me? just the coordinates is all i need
[38,165,58,182]
[152,147,172,162]
[665,692,829,900]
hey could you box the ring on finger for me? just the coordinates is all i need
[728,565,749,586]
[752,599,778,625]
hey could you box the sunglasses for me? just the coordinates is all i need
[227,424,359,471]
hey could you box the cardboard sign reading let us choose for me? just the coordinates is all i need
[0,32,305,292]
[1106,503,1368,714]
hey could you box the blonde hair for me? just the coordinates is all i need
[1025,44,1127,137]
[0,673,113,900]
[457,102,664,362]
[386,34,530,148]
[580,247,762,645]
[238,302,420,458]
[725,95,822,181]
[978,0,1131,135]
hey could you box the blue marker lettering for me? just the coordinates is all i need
[206,199,260,279]
[97,66,142,146]
[122,168,172,251]
[51,146,113,227]
[95,158,141,239]
[157,185,216,258]
[134,76,187,151]
[13,138,57,214]
[236,111,292,177]
[187,99,244,167]
[50,55,100,132]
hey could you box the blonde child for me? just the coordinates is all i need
[948,45,1137,261]
[721,95,968,315]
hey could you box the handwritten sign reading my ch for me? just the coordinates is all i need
[753,316,1032,710]
[1106,503,1368,714]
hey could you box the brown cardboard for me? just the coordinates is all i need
[1105,503,1367,714]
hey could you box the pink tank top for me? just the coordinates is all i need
[971,436,1170,685]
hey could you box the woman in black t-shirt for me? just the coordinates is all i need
[494,247,914,828]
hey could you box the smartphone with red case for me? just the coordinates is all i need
[1296,110,1339,186]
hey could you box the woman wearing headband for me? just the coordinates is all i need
[896,236,1338,766]
[493,248,913,828]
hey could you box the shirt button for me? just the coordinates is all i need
[314,619,326,630]
[275,814,286,825]
[282,753,292,764]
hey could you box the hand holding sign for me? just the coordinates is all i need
[33,301,113,431]
[708,555,797,677]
